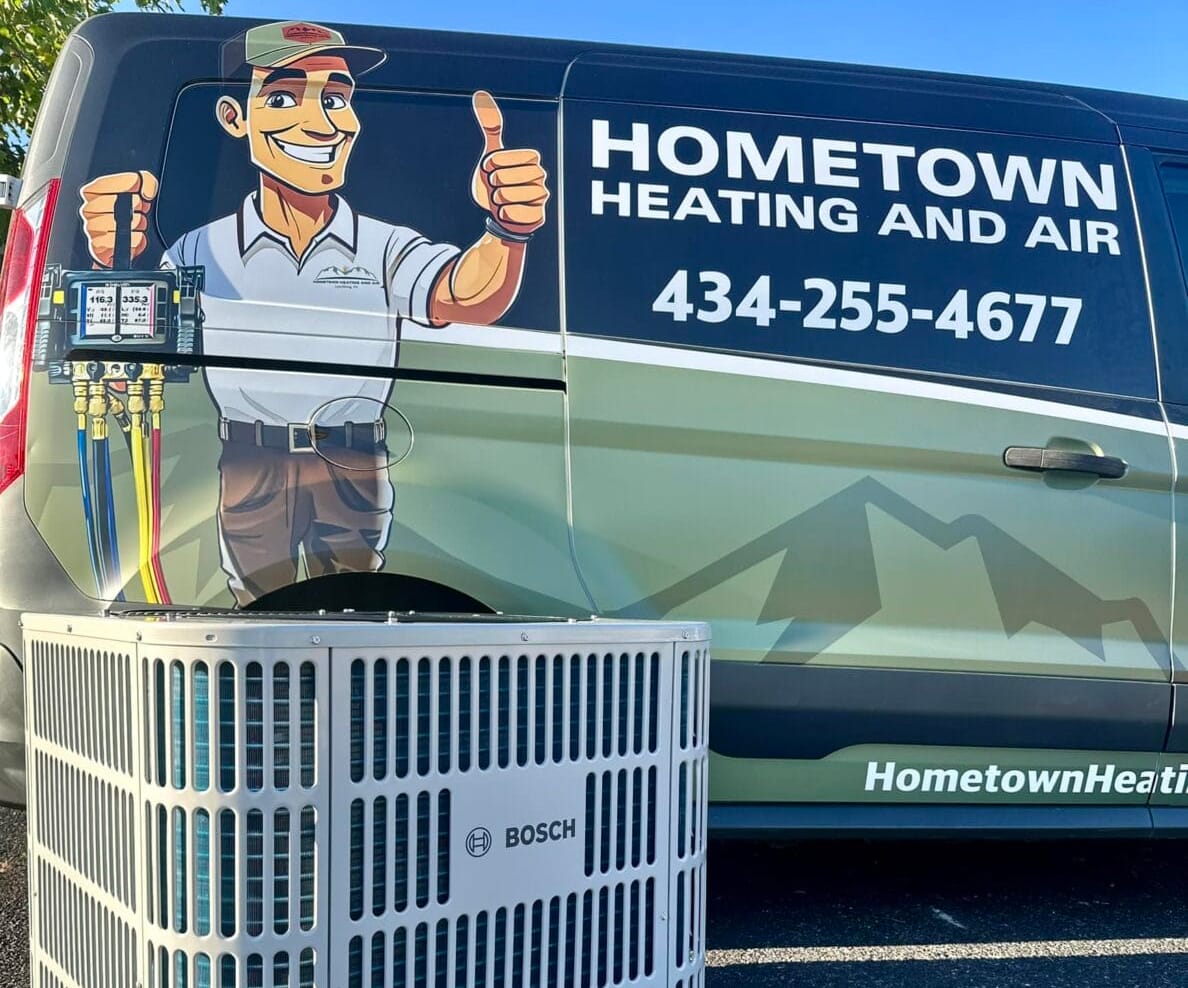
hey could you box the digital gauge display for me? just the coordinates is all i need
[78,282,160,340]
[34,262,204,383]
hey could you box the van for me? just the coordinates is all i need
[4,12,1188,834]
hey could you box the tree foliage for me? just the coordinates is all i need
[0,0,226,248]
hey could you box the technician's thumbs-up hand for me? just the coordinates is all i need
[471,90,549,237]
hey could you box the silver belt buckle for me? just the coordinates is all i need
[288,423,315,453]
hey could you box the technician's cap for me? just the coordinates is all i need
[223,20,387,78]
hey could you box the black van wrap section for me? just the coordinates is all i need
[710,803,1156,837]
[709,661,1172,758]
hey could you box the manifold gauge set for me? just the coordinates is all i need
[31,193,204,604]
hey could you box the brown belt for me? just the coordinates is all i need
[218,418,386,453]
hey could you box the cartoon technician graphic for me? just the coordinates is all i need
[78,20,549,605]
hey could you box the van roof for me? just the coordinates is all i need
[67,11,1188,146]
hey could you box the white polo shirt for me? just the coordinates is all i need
[163,193,460,426]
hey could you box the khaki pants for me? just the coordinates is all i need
[217,440,393,607]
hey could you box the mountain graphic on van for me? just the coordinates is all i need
[609,476,1171,671]
[313,265,380,287]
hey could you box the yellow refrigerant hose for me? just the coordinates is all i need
[126,378,160,605]
[146,369,171,604]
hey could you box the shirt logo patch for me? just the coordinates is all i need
[313,264,381,287]
[283,23,334,42]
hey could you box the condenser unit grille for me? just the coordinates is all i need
[343,652,665,786]
[339,879,661,988]
[24,616,709,988]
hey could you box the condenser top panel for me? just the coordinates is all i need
[20,612,711,650]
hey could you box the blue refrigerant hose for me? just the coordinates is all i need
[77,426,102,595]
[93,434,126,602]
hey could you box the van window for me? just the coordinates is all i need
[1159,164,1188,287]
[563,101,1156,399]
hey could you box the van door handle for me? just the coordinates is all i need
[1003,446,1127,479]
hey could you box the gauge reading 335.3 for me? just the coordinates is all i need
[652,270,1083,345]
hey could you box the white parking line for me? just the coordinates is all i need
[707,938,1188,965]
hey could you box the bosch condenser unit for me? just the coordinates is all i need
[22,613,709,988]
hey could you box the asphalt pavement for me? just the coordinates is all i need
[4,807,1188,987]
[706,837,1188,987]
[0,807,26,988]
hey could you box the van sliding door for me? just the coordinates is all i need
[562,55,1172,810]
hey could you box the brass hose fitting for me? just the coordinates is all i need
[71,364,89,430]
[126,377,146,425]
[86,381,109,441]
[107,392,131,434]
[146,366,165,430]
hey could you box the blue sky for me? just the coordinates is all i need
[210,0,1188,99]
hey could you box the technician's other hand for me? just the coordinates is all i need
[79,170,159,268]
[471,91,549,237]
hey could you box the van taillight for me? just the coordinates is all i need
[0,178,59,494]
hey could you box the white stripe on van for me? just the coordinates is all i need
[398,322,1172,439]
[564,334,1168,437]
[402,322,562,353]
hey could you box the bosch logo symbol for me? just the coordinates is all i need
[465,827,493,858]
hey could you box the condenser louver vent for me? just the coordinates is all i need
[23,613,709,988]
